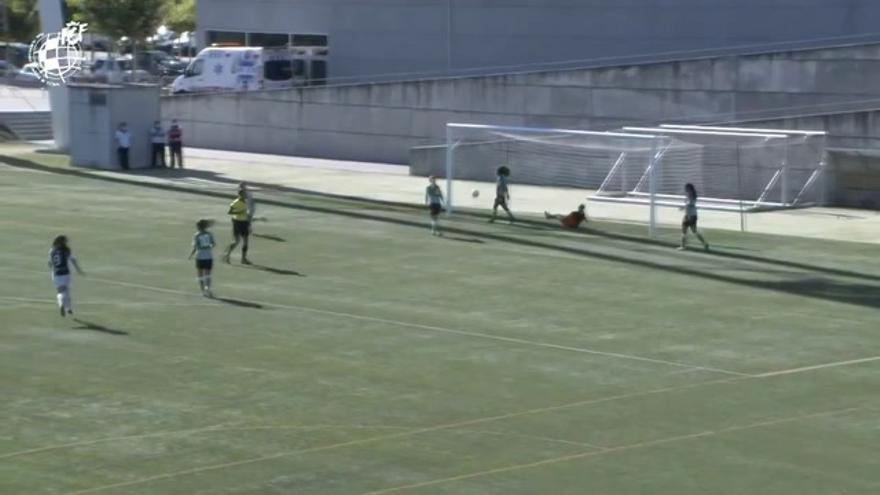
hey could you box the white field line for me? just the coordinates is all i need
[357,407,862,495]
[753,356,880,378]
[4,268,747,377]
[6,268,877,381]
[62,376,746,495]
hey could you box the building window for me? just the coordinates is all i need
[249,33,289,47]
[207,31,246,46]
[291,34,328,47]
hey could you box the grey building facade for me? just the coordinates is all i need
[197,0,880,83]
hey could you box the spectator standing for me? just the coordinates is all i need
[114,122,131,170]
[149,120,166,168]
[167,119,184,169]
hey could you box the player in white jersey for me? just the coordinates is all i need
[679,183,709,251]
[425,176,445,236]
[188,219,216,297]
[48,235,84,317]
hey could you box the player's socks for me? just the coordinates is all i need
[62,290,72,314]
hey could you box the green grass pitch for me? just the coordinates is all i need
[1,155,879,494]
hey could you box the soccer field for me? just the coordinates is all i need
[1,155,879,495]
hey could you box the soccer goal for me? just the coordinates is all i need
[592,125,827,213]
[445,122,671,234]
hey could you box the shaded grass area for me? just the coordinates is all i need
[0,152,878,494]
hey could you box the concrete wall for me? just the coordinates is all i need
[198,0,880,83]
[70,84,161,170]
[162,42,880,165]
[826,149,880,208]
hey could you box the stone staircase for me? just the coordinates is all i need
[0,111,53,141]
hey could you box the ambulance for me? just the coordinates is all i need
[171,46,297,93]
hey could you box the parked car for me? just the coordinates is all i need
[90,57,150,83]
[0,60,15,78]
[15,63,44,84]
[133,50,187,76]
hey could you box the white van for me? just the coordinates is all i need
[172,47,296,94]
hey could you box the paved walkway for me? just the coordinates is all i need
[0,85,51,112]
[3,143,879,243]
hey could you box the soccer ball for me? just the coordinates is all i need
[471,189,480,198]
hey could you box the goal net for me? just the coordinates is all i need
[594,125,827,212]
[443,123,826,236]
[445,123,670,233]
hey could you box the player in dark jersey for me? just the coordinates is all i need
[679,183,709,251]
[545,204,589,229]
[488,166,515,223]
[188,219,216,297]
[48,235,84,317]
[425,176,445,235]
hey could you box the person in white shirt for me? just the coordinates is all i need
[149,120,166,168]
[114,122,131,170]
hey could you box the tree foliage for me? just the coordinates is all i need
[68,0,166,43]
[3,0,40,41]
[164,0,195,33]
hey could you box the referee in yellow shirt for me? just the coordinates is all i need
[223,189,252,264]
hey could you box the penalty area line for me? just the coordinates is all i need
[753,356,880,377]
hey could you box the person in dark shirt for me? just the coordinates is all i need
[48,235,85,317]
[545,204,589,229]
[168,119,184,168]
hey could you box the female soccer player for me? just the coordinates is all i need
[489,166,515,223]
[188,219,216,297]
[680,183,709,251]
[545,204,589,229]
[425,176,445,235]
[223,189,252,264]
[48,235,84,317]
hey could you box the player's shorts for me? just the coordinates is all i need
[682,215,698,230]
[429,203,442,216]
[232,220,251,237]
[493,195,508,208]
[52,274,70,289]
[196,259,213,270]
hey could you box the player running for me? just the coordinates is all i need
[48,235,84,317]
[679,183,709,251]
[488,166,515,223]
[545,204,589,229]
[188,219,216,297]
[425,176,446,236]
[223,189,253,264]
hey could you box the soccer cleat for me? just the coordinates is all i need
[59,306,66,317]
[676,246,686,251]
[241,258,252,265]
[204,289,214,298]
[222,254,231,264]
[704,244,710,252]
[488,218,495,223]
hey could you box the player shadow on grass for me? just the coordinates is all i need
[441,235,484,244]
[214,297,266,309]
[4,154,879,308]
[251,233,287,243]
[233,263,305,277]
[72,318,128,336]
